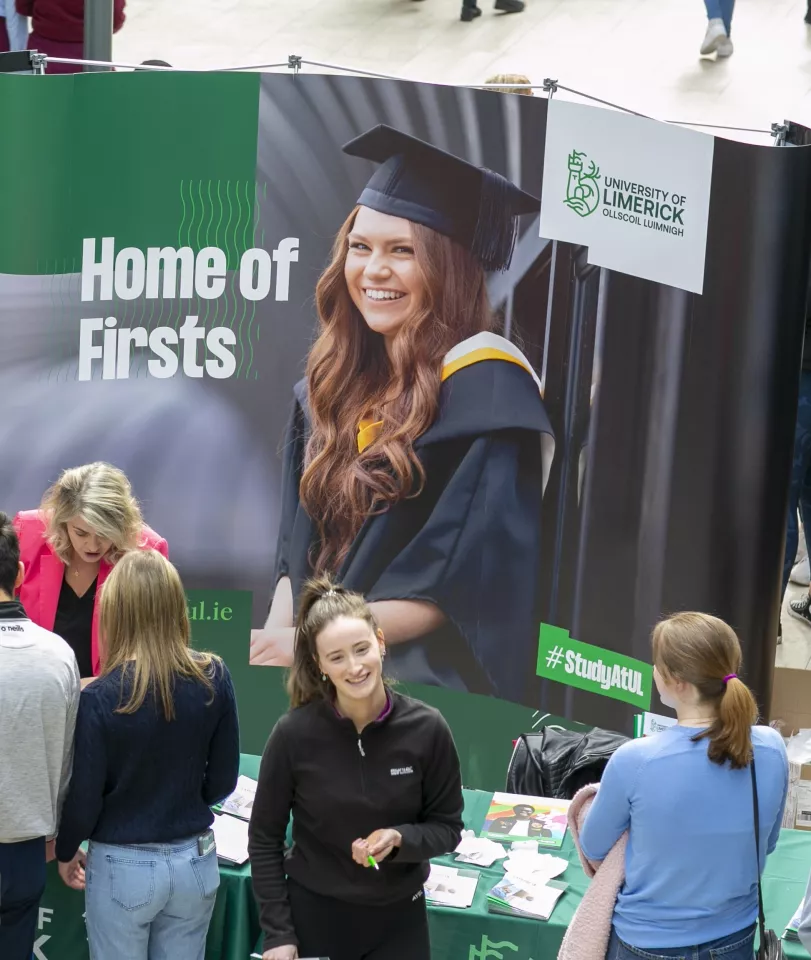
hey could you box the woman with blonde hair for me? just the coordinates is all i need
[14,462,167,679]
[484,73,534,94]
[250,124,554,706]
[249,576,463,960]
[579,612,788,960]
[55,549,240,960]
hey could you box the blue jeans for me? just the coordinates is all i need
[85,837,220,960]
[782,370,811,599]
[704,0,735,34]
[607,924,756,960]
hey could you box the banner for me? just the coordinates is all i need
[1,73,810,783]
[539,99,714,293]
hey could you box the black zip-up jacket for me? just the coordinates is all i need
[247,691,464,951]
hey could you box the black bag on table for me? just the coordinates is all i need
[506,725,629,801]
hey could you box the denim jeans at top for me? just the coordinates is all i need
[704,0,735,35]
[85,837,220,960]
[607,923,756,960]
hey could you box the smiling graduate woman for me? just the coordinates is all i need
[248,577,464,960]
[250,124,554,705]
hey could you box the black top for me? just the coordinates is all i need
[247,691,464,953]
[53,574,96,678]
[274,354,554,703]
[55,659,240,863]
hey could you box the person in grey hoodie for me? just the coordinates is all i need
[0,510,80,960]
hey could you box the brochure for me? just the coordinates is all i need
[219,775,257,821]
[480,792,570,850]
[424,865,480,909]
[487,875,568,921]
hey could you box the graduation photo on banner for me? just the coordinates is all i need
[1,72,810,755]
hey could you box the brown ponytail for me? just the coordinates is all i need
[286,576,379,709]
[652,612,758,769]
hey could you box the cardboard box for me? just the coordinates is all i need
[770,667,811,735]
[770,668,811,831]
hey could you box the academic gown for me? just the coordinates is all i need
[274,333,555,704]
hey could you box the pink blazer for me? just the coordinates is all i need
[13,509,169,676]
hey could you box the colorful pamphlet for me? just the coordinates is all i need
[487,875,568,920]
[480,792,570,850]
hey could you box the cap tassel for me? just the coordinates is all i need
[471,168,519,273]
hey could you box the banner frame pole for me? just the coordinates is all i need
[84,0,113,73]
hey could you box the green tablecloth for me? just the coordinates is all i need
[38,753,811,960]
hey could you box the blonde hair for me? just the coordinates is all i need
[652,612,758,769]
[287,576,379,709]
[99,550,218,721]
[41,462,143,565]
[485,73,534,95]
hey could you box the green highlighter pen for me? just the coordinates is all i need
[367,855,380,871]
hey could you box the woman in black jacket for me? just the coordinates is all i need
[248,577,464,960]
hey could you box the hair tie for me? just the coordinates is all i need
[322,589,337,598]
[722,674,737,685]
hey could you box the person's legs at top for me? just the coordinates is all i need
[147,838,219,960]
[0,18,10,53]
[785,373,811,630]
[701,0,735,56]
[84,841,170,960]
[0,837,47,960]
[461,0,524,22]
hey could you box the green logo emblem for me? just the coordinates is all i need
[469,936,520,959]
[564,149,601,218]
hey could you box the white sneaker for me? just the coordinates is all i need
[700,18,728,55]
[716,37,734,57]
[791,556,811,586]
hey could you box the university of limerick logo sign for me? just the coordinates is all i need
[562,147,687,237]
[564,149,601,218]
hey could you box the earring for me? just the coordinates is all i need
[321,673,327,681]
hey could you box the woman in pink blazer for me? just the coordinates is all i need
[15,462,168,679]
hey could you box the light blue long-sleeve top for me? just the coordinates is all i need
[580,724,788,949]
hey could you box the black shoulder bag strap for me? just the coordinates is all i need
[751,757,783,960]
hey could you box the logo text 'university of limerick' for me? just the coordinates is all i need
[564,149,601,218]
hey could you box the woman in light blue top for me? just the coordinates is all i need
[580,612,788,960]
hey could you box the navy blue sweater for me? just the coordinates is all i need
[56,659,240,862]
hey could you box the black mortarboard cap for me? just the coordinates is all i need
[342,124,540,272]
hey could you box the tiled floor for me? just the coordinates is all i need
[113,0,811,670]
[113,0,811,145]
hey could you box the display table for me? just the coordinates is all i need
[38,753,811,960]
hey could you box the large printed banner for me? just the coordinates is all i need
[1,72,810,781]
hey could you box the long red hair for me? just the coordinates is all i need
[300,208,492,573]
